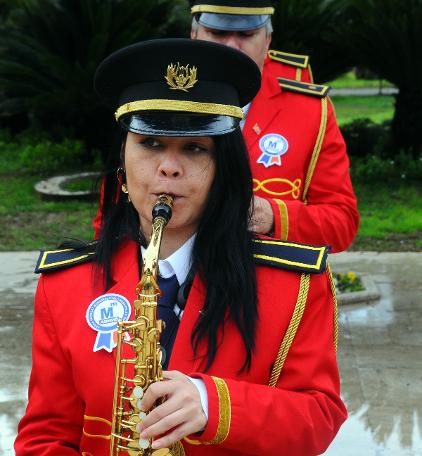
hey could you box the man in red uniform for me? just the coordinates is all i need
[190,0,360,252]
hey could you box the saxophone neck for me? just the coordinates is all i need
[140,194,174,283]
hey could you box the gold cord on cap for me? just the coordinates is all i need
[115,99,244,122]
[191,5,274,15]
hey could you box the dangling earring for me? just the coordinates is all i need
[117,167,131,202]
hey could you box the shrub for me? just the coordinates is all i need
[341,118,392,158]
[0,130,100,175]
[341,117,422,182]
[351,151,422,183]
[18,139,87,175]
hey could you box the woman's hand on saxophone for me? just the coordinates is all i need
[136,370,207,450]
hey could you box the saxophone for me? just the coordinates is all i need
[110,194,185,456]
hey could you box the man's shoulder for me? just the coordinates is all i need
[267,49,310,69]
[277,77,330,98]
[265,49,314,83]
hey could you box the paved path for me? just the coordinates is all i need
[330,87,398,97]
[0,251,421,455]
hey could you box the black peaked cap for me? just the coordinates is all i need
[94,38,261,136]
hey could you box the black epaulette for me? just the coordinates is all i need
[268,49,310,69]
[278,77,330,98]
[252,239,329,274]
[35,243,97,274]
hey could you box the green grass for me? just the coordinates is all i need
[350,182,422,251]
[327,71,394,89]
[330,95,395,125]
[0,176,96,250]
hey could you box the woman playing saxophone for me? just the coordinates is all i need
[15,38,347,456]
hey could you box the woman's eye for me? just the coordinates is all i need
[185,143,209,153]
[140,137,161,148]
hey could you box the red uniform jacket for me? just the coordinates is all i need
[15,240,346,455]
[245,68,359,252]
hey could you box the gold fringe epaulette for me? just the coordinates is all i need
[268,49,310,69]
[252,239,329,274]
[35,243,97,274]
[278,77,330,98]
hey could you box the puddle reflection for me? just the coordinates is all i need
[334,271,422,454]
[326,406,422,455]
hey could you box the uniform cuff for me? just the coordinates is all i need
[268,198,289,240]
[184,374,231,446]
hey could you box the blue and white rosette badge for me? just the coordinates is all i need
[257,133,289,168]
[86,294,131,353]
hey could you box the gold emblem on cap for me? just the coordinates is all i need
[165,62,198,92]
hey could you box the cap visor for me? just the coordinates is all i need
[120,112,239,136]
[197,13,270,31]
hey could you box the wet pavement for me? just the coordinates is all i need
[0,251,421,455]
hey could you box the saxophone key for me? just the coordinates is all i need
[133,386,144,399]
[139,437,150,449]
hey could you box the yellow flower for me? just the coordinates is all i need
[347,271,357,282]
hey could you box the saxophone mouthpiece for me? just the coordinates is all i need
[152,194,174,224]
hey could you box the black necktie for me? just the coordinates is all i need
[157,274,180,369]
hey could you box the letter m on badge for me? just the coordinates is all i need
[101,306,114,320]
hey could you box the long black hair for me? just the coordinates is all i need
[96,127,258,371]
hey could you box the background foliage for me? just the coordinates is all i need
[0,0,420,250]
[340,0,422,156]
[1,0,422,157]
[0,0,190,161]
[271,0,353,82]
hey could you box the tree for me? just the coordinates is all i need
[0,0,190,160]
[344,0,422,156]
[271,0,354,83]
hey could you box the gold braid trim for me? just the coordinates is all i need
[191,5,274,15]
[82,430,110,441]
[268,273,310,387]
[328,96,337,117]
[326,262,339,351]
[115,99,243,122]
[274,198,289,240]
[308,65,314,84]
[82,415,111,441]
[186,377,231,446]
[253,177,301,198]
[205,377,231,444]
[39,249,95,270]
[171,441,186,455]
[295,67,302,82]
[302,97,328,202]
